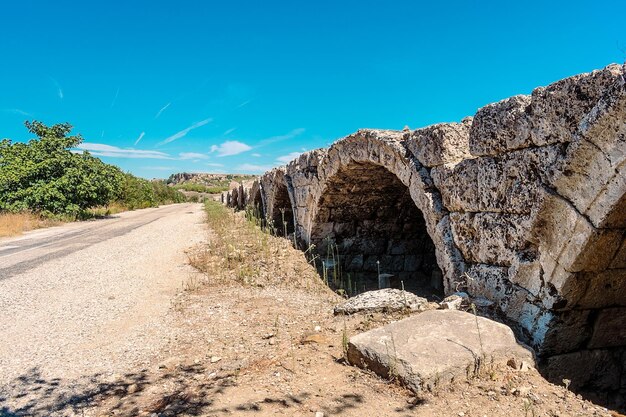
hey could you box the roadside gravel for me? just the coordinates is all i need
[0,203,206,413]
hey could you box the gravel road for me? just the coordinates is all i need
[0,203,206,414]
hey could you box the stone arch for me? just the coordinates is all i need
[306,129,466,294]
[261,168,296,237]
[526,68,626,405]
[230,187,240,209]
[247,180,266,221]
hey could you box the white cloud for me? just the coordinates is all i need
[206,162,225,167]
[1,108,33,117]
[179,152,208,160]
[158,118,212,146]
[276,151,302,164]
[154,102,171,119]
[223,127,237,135]
[251,153,262,157]
[49,76,63,99]
[210,140,252,157]
[236,99,253,108]
[76,143,172,159]
[260,128,305,145]
[237,163,271,173]
[134,131,145,146]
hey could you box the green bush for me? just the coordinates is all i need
[0,121,185,218]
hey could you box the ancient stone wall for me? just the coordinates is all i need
[224,64,626,400]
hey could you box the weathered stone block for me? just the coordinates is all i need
[406,119,473,167]
[539,310,593,356]
[450,212,532,265]
[611,237,626,269]
[552,137,626,225]
[431,160,480,212]
[508,254,543,297]
[576,269,626,309]
[347,310,533,392]
[469,95,532,156]
[589,307,626,349]
[543,349,621,391]
[530,64,623,146]
[334,289,429,315]
[465,263,509,303]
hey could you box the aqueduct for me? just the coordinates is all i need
[224,64,626,403]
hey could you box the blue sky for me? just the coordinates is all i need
[1,0,624,178]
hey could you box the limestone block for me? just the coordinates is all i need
[586,164,626,229]
[469,95,532,156]
[565,226,623,272]
[478,146,564,214]
[431,160,479,212]
[551,137,625,224]
[517,302,542,334]
[432,216,467,292]
[538,310,593,356]
[347,310,534,392]
[406,119,472,167]
[543,349,621,391]
[529,64,623,146]
[465,263,509,303]
[508,254,543,297]
[529,187,617,273]
[611,237,626,269]
[588,307,626,349]
[334,289,429,315]
[433,145,564,215]
[449,212,532,266]
[576,269,626,309]
[578,65,626,155]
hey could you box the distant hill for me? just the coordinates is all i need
[166,172,256,194]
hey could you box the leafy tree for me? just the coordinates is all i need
[0,121,186,218]
[0,121,123,217]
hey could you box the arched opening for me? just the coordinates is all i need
[252,189,265,220]
[310,161,443,298]
[230,188,239,209]
[271,182,295,237]
[539,194,626,411]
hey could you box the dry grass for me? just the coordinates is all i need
[85,202,129,218]
[188,200,335,293]
[0,212,62,238]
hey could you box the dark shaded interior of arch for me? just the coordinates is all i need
[538,192,626,412]
[310,161,443,298]
[272,183,295,236]
[252,190,265,220]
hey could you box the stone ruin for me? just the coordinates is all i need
[223,64,626,405]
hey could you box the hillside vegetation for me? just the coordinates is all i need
[167,172,256,194]
[0,121,185,234]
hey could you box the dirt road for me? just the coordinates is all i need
[0,203,206,414]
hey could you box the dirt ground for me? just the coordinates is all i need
[2,203,618,416]
[85,206,615,417]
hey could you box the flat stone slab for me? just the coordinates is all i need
[347,309,534,392]
[333,289,431,315]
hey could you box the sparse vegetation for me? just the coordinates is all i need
[188,200,334,292]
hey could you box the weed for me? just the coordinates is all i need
[385,333,400,382]
[523,398,535,417]
[342,320,349,360]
